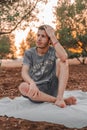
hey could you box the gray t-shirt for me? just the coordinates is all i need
[23,46,57,85]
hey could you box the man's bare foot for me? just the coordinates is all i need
[55,96,77,108]
[55,99,66,108]
[64,96,77,105]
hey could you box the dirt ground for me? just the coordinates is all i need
[0,64,87,130]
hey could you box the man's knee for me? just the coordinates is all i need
[18,82,29,95]
[58,59,69,68]
[18,82,40,100]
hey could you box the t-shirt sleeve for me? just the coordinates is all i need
[23,50,32,66]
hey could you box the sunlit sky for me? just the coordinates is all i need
[23,0,74,32]
[37,0,58,29]
[14,0,58,53]
[36,0,74,29]
[14,0,74,57]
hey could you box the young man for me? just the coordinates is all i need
[18,25,77,108]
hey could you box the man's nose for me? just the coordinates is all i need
[38,36,41,41]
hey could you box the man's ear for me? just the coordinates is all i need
[49,39,52,45]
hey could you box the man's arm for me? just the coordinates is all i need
[52,40,68,62]
[22,64,33,84]
[44,25,69,107]
[44,25,68,62]
[21,64,39,96]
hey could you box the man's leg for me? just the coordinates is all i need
[19,60,76,107]
[55,59,77,107]
[19,82,76,107]
[18,82,56,103]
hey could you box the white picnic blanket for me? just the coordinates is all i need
[0,90,87,128]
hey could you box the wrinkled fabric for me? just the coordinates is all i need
[0,90,87,128]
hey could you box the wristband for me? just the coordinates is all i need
[53,41,58,46]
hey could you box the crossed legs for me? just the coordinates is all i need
[19,82,76,107]
[19,82,56,103]
[18,60,77,107]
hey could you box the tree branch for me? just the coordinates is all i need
[0,0,38,35]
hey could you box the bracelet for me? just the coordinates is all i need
[53,41,58,46]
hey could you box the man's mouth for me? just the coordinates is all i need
[37,42,42,45]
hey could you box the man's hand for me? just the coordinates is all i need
[28,81,40,98]
[44,25,55,37]
[44,25,57,44]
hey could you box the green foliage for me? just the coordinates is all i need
[55,0,87,58]
[30,42,36,48]
[67,4,75,18]
[81,50,87,57]
[66,50,81,59]
[78,34,87,45]
[76,0,85,13]
[0,0,48,35]
[19,29,36,57]
[77,34,87,55]
[7,15,15,21]
[56,25,79,50]
[9,34,17,59]
[58,27,77,48]
[26,30,36,48]
[0,35,10,58]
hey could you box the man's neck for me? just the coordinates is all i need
[36,46,49,56]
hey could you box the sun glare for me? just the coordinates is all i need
[37,0,58,29]
[14,0,75,58]
[71,0,75,4]
[14,27,30,57]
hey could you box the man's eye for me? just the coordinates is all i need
[37,34,40,37]
[42,35,45,37]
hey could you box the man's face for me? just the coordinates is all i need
[36,29,49,49]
